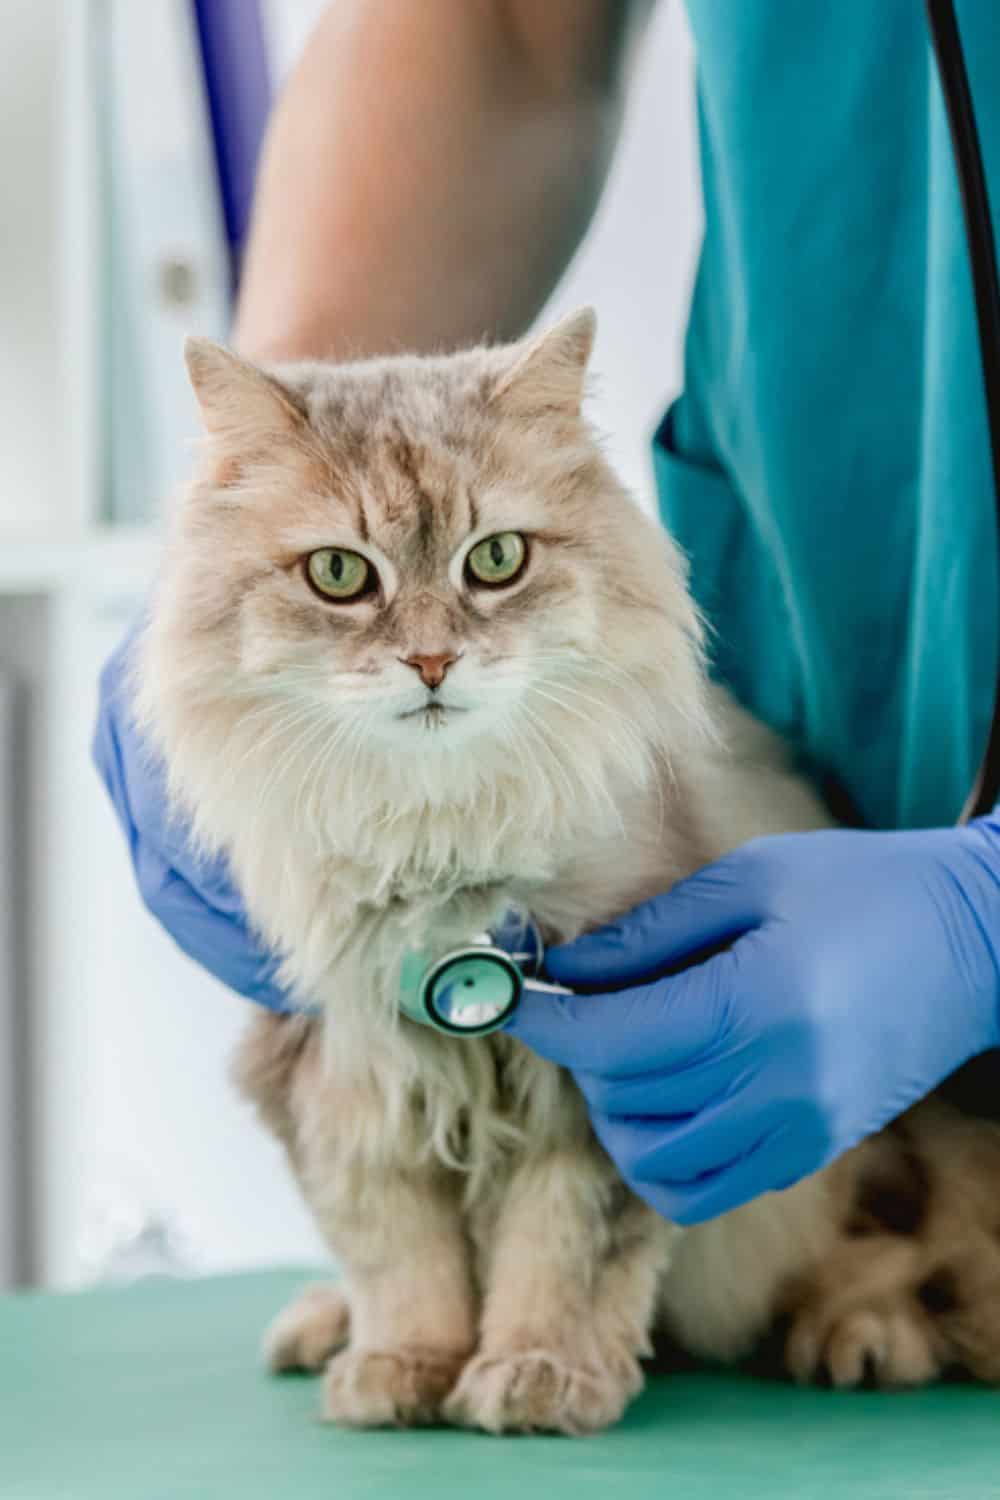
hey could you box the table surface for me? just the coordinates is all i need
[2,1269,998,1500]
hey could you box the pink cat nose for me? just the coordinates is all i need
[401,652,459,689]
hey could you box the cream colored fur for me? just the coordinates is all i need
[138,310,854,1432]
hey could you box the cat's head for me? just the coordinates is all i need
[139,310,707,850]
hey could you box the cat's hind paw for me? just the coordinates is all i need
[262,1282,351,1374]
[322,1347,467,1428]
[443,1349,637,1435]
[786,1305,939,1390]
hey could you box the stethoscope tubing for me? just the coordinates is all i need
[927,0,1000,820]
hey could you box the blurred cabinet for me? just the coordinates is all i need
[0,670,18,1284]
[67,0,230,528]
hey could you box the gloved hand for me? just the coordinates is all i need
[507,823,1000,1224]
[92,627,291,1010]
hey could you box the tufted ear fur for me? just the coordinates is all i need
[184,338,308,442]
[491,307,596,418]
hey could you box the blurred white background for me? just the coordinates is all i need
[0,0,702,1288]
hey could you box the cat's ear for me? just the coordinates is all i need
[184,338,307,441]
[491,307,596,418]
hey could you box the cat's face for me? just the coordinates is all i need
[246,476,589,752]
[147,311,704,826]
[204,328,603,753]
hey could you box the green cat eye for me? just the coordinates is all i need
[466,532,527,587]
[306,547,373,600]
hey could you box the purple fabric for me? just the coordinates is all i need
[191,0,272,291]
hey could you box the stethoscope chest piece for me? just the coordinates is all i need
[417,946,523,1035]
[399,910,547,1037]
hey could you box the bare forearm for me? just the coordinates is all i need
[234,0,645,362]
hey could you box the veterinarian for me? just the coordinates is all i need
[94,2,1000,1225]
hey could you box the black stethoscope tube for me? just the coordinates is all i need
[926,0,1000,822]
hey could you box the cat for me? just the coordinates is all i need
[135,309,1000,1433]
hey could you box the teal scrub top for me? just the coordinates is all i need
[656,0,999,830]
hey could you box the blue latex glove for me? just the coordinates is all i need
[92,628,291,1010]
[507,824,1000,1224]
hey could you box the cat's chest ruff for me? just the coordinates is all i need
[333,795,566,909]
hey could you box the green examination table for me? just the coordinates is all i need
[2,1270,997,1500]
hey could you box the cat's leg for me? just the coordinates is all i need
[445,1144,674,1434]
[233,1014,477,1427]
[263,1282,351,1373]
[784,1104,1000,1388]
[779,1127,944,1389]
[783,1235,943,1389]
[263,1175,474,1422]
[313,1160,478,1427]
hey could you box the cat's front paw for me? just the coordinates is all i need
[322,1347,467,1428]
[263,1282,351,1373]
[443,1349,639,1435]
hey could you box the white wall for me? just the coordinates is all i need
[0,0,66,535]
[25,1,703,1287]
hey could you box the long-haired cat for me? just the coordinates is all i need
[136,310,1000,1433]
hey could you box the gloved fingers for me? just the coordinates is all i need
[660,1127,817,1223]
[120,731,233,901]
[543,847,768,989]
[92,634,143,849]
[95,623,292,1009]
[612,1122,816,1226]
[94,625,247,912]
[595,1090,825,1189]
[134,841,292,1010]
[508,950,743,1074]
[573,1049,740,1118]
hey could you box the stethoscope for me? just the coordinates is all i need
[398,909,571,1037]
[929,0,1000,823]
[401,2,1000,1040]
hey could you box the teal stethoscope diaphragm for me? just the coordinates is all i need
[398,910,572,1037]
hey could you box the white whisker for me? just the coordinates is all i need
[526,682,652,784]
